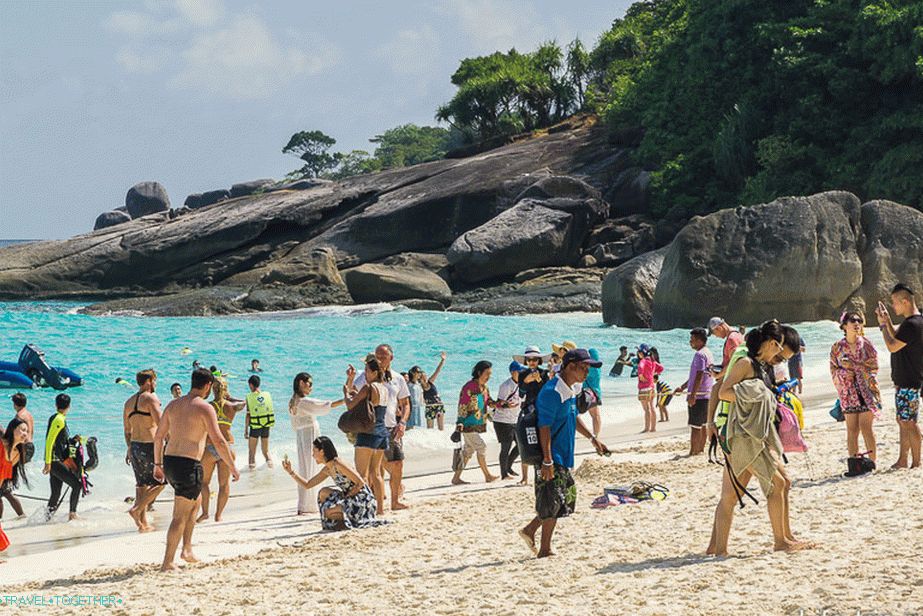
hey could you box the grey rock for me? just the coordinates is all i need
[393,299,447,312]
[651,191,863,329]
[125,182,170,218]
[272,178,332,192]
[230,179,276,198]
[602,247,667,328]
[589,241,634,266]
[184,193,203,208]
[342,263,452,305]
[94,210,132,231]
[447,197,607,283]
[452,267,607,315]
[515,174,601,202]
[604,167,650,216]
[198,189,231,208]
[380,252,451,281]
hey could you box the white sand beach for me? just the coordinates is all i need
[3,363,922,615]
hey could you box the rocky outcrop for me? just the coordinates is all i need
[854,200,923,313]
[601,247,666,328]
[230,179,275,198]
[342,264,451,305]
[651,191,863,328]
[94,210,132,231]
[447,197,608,283]
[125,182,170,218]
[451,267,607,315]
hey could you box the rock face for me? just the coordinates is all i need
[451,267,607,315]
[230,179,275,198]
[651,191,863,329]
[93,210,132,231]
[342,264,452,305]
[447,197,607,283]
[601,247,666,328]
[854,200,923,312]
[125,182,170,218]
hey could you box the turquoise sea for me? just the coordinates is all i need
[0,301,845,507]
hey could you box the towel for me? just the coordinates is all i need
[726,379,784,497]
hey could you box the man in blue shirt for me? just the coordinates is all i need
[519,349,609,558]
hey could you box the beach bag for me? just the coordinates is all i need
[576,387,600,414]
[516,404,543,465]
[844,452,875,477]
[338,388,376,435]
[829,400,845,422]
[776,403,808,453]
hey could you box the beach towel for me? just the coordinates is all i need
[726,379,784,497]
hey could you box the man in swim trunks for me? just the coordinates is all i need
[877,283,923,469]
[153,368,238,572]
[123,369,165,532]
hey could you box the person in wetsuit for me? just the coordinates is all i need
[123,369,166,532]
[43,393,82,521]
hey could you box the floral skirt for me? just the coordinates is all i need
[319,485,386,531]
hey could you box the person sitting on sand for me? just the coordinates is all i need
[707,321,813,556]
[43,393,83,521]
[153,368,238,572]
[198,377,246,523]
[453,361,499,485]
[420,352,447,430]
[875,283,923,469]
[282,436,384,531]
[288,372,344,515]
[673,329,715,456]
[123,369,166,532]
[830,311,880,466]
[520,349,609,558]
[245,375,275,470]
[345,358,390,515]
[0,417,30,533]
[636,344,663,433]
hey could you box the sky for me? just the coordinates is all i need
[0,0,633,239]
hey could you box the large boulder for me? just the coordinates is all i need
[447,197,608,283]
[515,174,600,202]
[651,191,863,329]
[605,167,650,216]
[94,210,132,231]
[230,179,275,198]
[342,263,452,305]
[125,182,170,218]
[602,247,667,327]
[853,200,923,312]
[452,267,608,315]
[184,193,203,209]
[198,189,231,208]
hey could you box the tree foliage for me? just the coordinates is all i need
[282,130,341,179]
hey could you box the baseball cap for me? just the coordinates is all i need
[707,317,725,333]
[562,348,603,368]
[509,361,526,373]
[637,343,651,354]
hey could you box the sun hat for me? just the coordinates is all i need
[552,340,577,356]
[562,348,603,368]
[513,346,549,364]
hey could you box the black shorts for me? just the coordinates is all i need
[688,398,708,427]
[163,455,203,501]
[384,429,405,462]
[130,441,161,487]
[249,427,271,438]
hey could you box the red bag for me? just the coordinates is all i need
[0,524,10,551]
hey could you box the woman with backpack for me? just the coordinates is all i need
[707,321,814,557]
[830,311,880,472]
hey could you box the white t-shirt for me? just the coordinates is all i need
[354,370,409,428]
[494,377,522,424]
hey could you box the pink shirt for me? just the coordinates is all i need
[637,357,663,390]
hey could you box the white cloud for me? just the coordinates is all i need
[104,2,335,100]
[377,26,439,75]
[440,1,545,54]
[169,15,331,99]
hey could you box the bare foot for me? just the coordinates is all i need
[641,429,650,433]
[774,540,815,553]
[248,463,256,470]
[160,563,178,572]
[536,550,555,558]
[180,551,199,563]
[68,513,79,521]
[214,514,223,522]
[376,508,385,516]
[451,477,469,485]
[128,507,144,530]
[196,513,209,523]
[518,529,537,555]
[140,524,155,533]
[485,474,499,483]
[517,479,528,486]
[391,502,409,511]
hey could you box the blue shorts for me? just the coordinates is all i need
[896,388,920,422]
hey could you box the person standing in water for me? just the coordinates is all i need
[245,375,275,470]
[876,283,923,469]
[43,393,83,521]
[250,359,262,373]
[123,369,165,532]
[198,377,246,522]
[153,368,238,572]
[170,383,182,399]
[288,372,344,515]
[609,347,632,377]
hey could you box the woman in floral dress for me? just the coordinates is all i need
[830,311,881,463]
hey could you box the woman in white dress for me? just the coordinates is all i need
[288,373,344,514]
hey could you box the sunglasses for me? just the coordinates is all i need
[846,317,863,324]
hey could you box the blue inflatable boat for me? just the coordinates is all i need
[0,344,82,390]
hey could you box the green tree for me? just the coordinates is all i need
[282,130,341,179]
[566,38,591,109]
[370,124,460,168]
[323,150,382,180]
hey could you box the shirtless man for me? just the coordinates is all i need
[123,370,165,532]
[153,368,238,572]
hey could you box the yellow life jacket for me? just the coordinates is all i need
[246,391,275,428]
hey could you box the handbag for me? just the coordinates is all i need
[338,385,376,434]
[829,400,845,422]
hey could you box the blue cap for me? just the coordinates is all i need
[509,361,525,373]
[637,343,651,354]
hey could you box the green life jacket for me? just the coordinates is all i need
[246,391,275,429]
